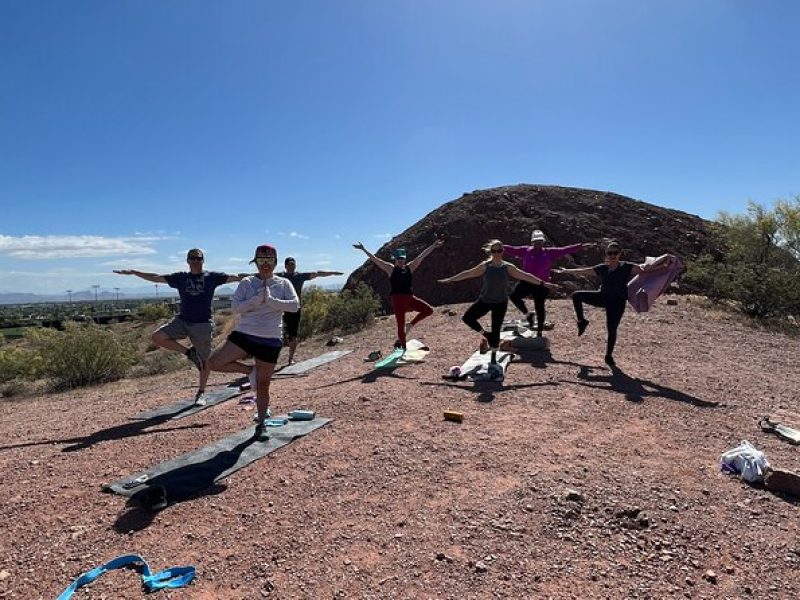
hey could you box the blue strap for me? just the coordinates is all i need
[56,554,195,599]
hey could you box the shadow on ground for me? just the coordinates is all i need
[573,365,719,407]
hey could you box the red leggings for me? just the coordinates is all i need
[391,294,433,347]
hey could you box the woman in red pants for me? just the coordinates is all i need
[353,237,443,349]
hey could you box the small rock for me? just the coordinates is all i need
[435,552,453,563]
[474,561,488,574]
[0,570,10,580]
[565,489,584,503]
[703,570,718,584]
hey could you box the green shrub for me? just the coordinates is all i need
[684,199,800,324]
[28,322,135,389]
[297,286,332,339]
[0,345,43,382]
[136,302,173,322]
[321,283,381,334]
[130,350,186,378]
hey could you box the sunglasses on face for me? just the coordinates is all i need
[188,256,204,262]
[255,257,277,265]
[491,249,503,254]
[606,251,620,256]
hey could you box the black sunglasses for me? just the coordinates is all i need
[490,249,503,254]
[188,256,204,261]
[606,251,620,256]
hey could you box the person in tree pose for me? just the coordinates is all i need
[114,249,246,405]
[353,237,443,350]
[555,240,675,369]
[207,244,299,441]
[439,239,558,362]
[278,257,343,365]
[503,229,594,336]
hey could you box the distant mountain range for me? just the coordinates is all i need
[0,282,343,305]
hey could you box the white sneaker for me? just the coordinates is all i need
[248,366,257,392]
[252,408,273,422]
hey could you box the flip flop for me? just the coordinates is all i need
[760,416,800,444]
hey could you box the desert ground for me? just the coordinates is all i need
[1,298,799,599]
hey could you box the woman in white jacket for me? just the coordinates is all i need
[208,244,299,440]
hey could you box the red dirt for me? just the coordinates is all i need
[1,298,799,599]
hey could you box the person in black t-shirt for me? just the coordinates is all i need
[114,249,247,403]
[278,257,343,364]
[353,237,443,350]
[555,241,673,369]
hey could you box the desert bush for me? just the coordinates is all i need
[321,283,381,334]
[28,322,135,389]
[297,286,332,339]
[130,350,186,378]
[0,344,43,382]
[136,302,173,322]
[0,380,27,399]
[684,199,800,322]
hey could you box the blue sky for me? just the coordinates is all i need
[1,1,798,295]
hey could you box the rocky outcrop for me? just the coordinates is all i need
[345,184,714,308]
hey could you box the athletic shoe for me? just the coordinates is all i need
[577,319,589,336]
[194,390,207,406]
[248,366,257,392]
[393,339,403,349]
[185,347,203,371]
[479,337,490,354]
[254,424,270,442]
[252,408,273,422]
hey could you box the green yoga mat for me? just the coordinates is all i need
[374,339,429,369]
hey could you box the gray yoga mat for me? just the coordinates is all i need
[129,386,243,421]
[275,350,352,377]
[103,416,332,508]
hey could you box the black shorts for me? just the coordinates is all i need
[283,309,301,339]
[228,331,282,364]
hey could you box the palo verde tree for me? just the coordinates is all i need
[684,197,800,320]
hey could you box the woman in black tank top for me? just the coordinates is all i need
[354,238,444,349]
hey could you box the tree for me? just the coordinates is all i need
[684,199,800,320]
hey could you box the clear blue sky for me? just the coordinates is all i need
[1,1,798,295]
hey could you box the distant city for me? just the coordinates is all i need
[0,281,344,306]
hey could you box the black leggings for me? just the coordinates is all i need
[571,291,626,358]
[509,281,550,334]
[462,300,507,349]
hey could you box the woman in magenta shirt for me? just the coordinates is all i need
[503,230,594,336]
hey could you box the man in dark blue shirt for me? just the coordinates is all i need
[115,249,247,403]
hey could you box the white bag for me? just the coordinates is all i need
[720,440,770,483]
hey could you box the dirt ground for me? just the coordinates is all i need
[1,298,799,599]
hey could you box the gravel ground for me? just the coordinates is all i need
[1,298,799,599]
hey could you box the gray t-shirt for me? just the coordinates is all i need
[479,262,510,303]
